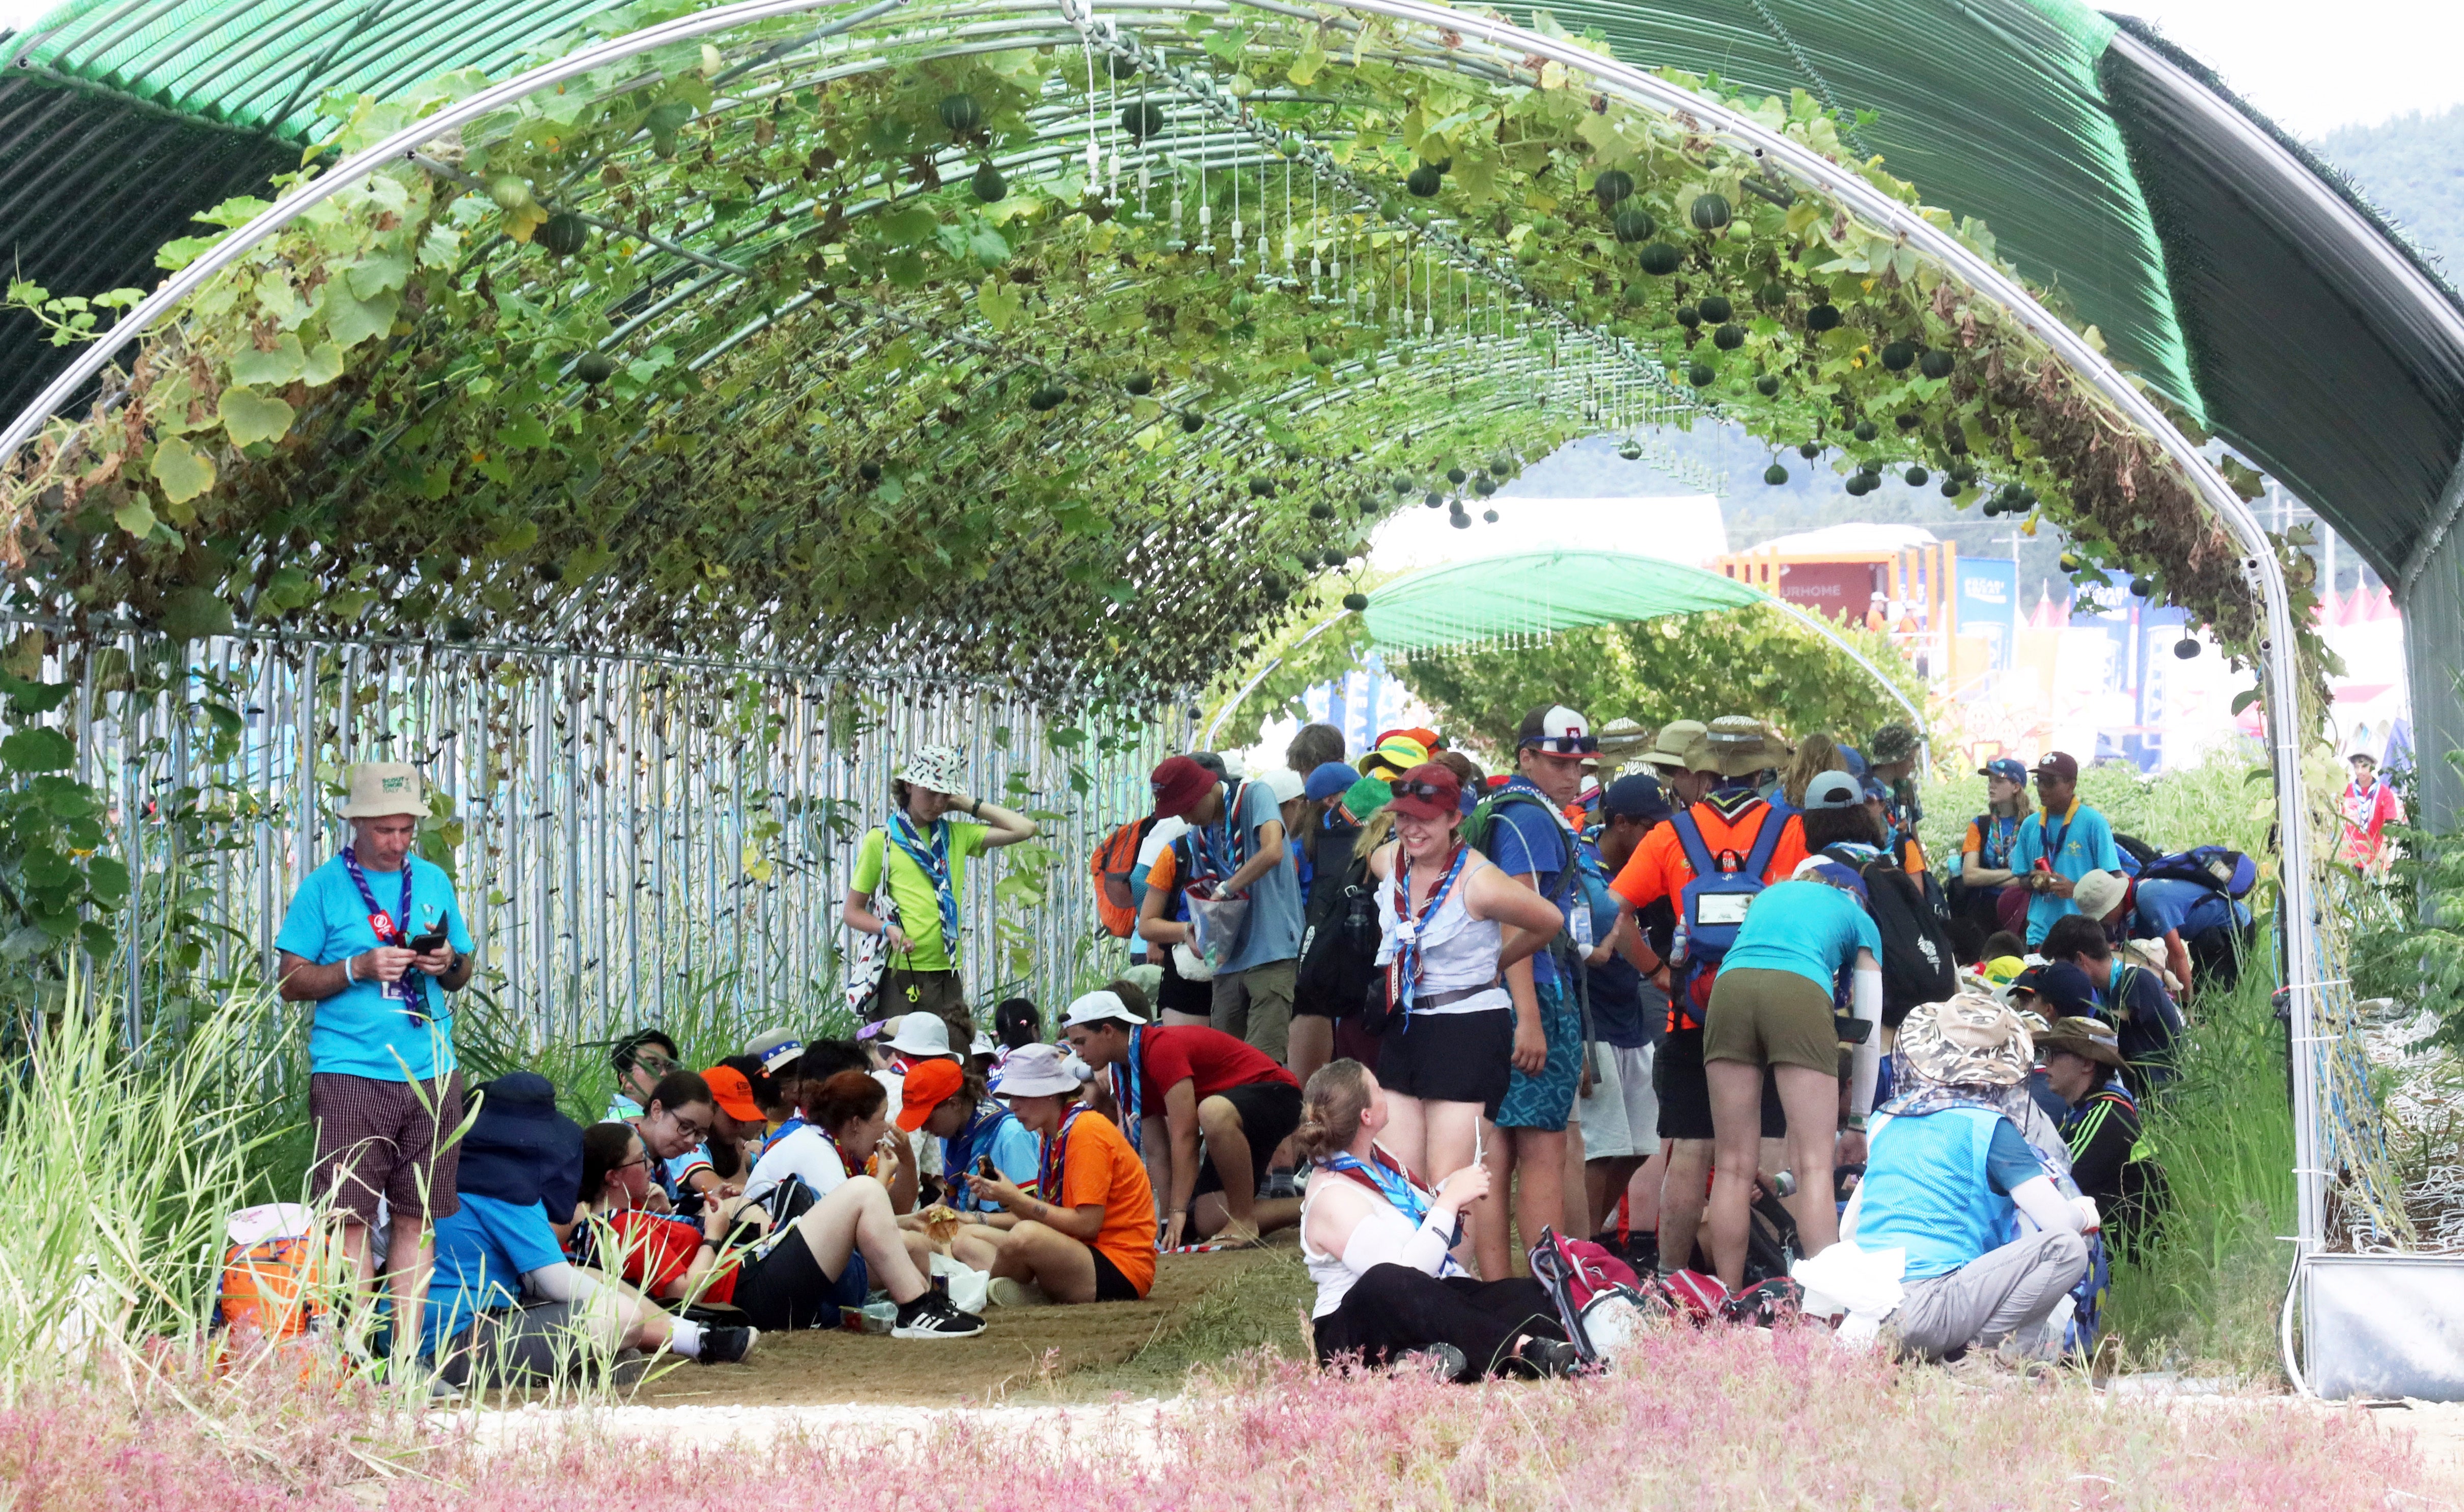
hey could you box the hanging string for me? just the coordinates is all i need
[1229,147,1243,269]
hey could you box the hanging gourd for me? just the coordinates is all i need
[1852,420,1879,442]
[1612,207,1656,243]
[1675,304,1701,329]
[1343,593,1370,612]
[1446,466,1467,485]
[1689,193,1732,231]
[573,351,616,385]
[1124,373,1153,396]
[1639,243,1682,276]
[937,93,982,138]
[1686,362,1716,387]
[1180,412,1206,433]
[1879,341,1917,372]
[1919,348,1955,380]
[1806,303,1843,332]
[1698,295,1734,323]
[1406,163,1445,198]
[1593,169,1634,208]
[1713,323,1746,351]
[1027,383,1068,411]
[1799,442,1821,458]
[1122,101,1167,142]
[971,162,1007,203]
[1249,477,1276,499]
[1756,375,1781,396]
[1905,465,1930,486]
[1764,463,1789,485]
[535,212,589,257]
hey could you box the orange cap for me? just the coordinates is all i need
[702,1065,763,1126]
[895,1058,966,1131]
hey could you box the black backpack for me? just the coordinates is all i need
[1296,847,1381,1018]
[1827,845,1958,1025]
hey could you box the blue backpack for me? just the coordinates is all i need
[1667,807,1789,979]
[2140,844,2258,900]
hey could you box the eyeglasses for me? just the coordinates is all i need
[1521,734,1598,754]
[632,1051,677,1077]
[663,1112,710,1144]
[1392,779,1450,802]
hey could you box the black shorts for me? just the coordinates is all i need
[1653,1025,1787,1143]
[727,1229,869,1332]
[1155,944,1213,1018]
[1376,1006,1513,1120]
[1089,1246,1143,1303]
[1191,1080,1305,1199]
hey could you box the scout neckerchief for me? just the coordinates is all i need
[1037,1103,1089,1206]
[761,1116,806,1155]
[887,809,961,960]
[2038,798,2081,868]
[1977,812,2019,870]
[342,845,425,1021]
[1186,780,1251,889]
[1385,842,1471,1020]
[1108,1024,1146,1152]
[1322,1146,1435,1227]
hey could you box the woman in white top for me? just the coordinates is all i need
[1365,763,1566,1239]
[1299,1059,1581,1380]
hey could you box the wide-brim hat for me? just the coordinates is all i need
[886,1013,954,1058]
[1704,716,1778,778]
[459,1073,586,1218]
[992,1042,1081,1099]
[899,745,967,797]
[1637,719,1708,772]
[2071,869,2128,922]
[2038,1014,2126,1069]
[339,761,429,819]
[1896,993,2033,1088]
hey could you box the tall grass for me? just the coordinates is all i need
[1917,743,2275,869]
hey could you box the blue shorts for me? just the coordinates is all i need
[1496,978,1582,1132]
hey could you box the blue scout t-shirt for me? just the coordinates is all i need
[2010,801,2122,946]
[275,851,473,1082]
[1578,840,1647,1047]
[1485,781,1576,989]
[1721,879,1881,995]
[2130,877,2249,942]
[1204,780,1305,974]
[421,1192,565,1352]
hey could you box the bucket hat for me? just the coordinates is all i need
[1637,720,1707,773]
[899,745,967,797]
[1896,993,2033,1088]
[2037,1014,2125,1069]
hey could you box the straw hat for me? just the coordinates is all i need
[1896,993,2034,1087]
[339,762,429,819]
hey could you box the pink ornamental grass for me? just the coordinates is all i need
[4,1326,2443,1510]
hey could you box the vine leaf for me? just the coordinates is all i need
[148,437,215,504]
[0,728,73,773]
[217,388,295,448]
[323,284,400,348]
[231,334,307,387]
[113,494,158,539]
[301,340,346,388]
[160,587,237,641]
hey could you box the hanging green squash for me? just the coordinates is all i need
[1689,193,1732,231]
[1712,323,1746,351]
[1639,242,1682,276]
[1122,101,1167,141]
[1180,411,1206,433]
[1698,294,1734,323]
[1806,303,1843,332]
[1612,207,1656,243]
[1124,372,1153,396]
[1482,509,1500,523]
[1686,362,1716,387]
[1919,348,1955,380]
[1879,340,1917,372]
[1406,163,1444,198]
[1798,441,1820,458]
[1027,383,1068,411]
[1675,303,1701,329]
[1852,420,1879,443]
[1490,455,1514,477]
[1764,463,1789,485]
[971,161,1007,203]
[1905,465,1930,486]
[937,93,983,136]
[535,212,589,257]
[573,351,616,385]
[1593,169,1634,207]
[1343,592,1370,612]
[1755,375,1781,397]
[1446,465,1467,484]
[1249,477,1276,498]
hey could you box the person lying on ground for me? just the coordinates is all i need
[605,1030,680,1121]
[1295,1058,1582,1381]
[428,1074,753,1388]
[2035,1016,2167,1261]
[2039,915,2181,1091]
[1061,987,1303,1247]
[949,1044,1157,1306]
[1843,996,2096,1364]
[577,1120,983,1338]
[743,1069,929,1227]
[903,1059,1039,1221]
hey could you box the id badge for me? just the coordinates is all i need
[380,973,410,1002]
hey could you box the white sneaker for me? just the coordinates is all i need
[987,1277,1050,1308]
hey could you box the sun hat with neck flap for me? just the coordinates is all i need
[1895,993,2034,1089]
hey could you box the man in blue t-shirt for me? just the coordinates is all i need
[1575,774,1674,1248]
[1479,704,1593,1268]
[2008,752,2121,946]
[2076,867,2255,996]
[1147,754,1305,1062]
[275,762,475,1363]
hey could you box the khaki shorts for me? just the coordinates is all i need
[1211,957,1295,1062]
[1702,968,1839,1075]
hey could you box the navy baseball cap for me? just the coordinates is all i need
[1602,773,1672,826]
[1978,757,2028,784]
[1304,760,1359,803]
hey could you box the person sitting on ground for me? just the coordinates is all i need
[1844,996,2096,1363]
[992,996,1041,1063]
[1062,986,1304,1246]
[949,1044,1157,1305]
[2034,1015,2168,1261]
[677,1061,770,1201]
[744,1069,932,1229]
[427,1073,753,1388]
[577,1118,982,1338]
[905,1059,1040,1218]
[606,1030,680,1121]
[1981,930,2031,965]
[621,1067,731,1214]
[1296,1059,1581,1381]
[2040,915,2182,1090]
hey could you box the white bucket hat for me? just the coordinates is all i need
[2071,869,2128,923]
[898,745,967,797]
[339,761,429,819]
[885,1014,954,1058]
[992,1042,1081,1098]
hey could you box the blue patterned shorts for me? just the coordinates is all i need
[1495,977,1583,1132]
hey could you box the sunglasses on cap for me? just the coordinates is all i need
[1520,733,1598,755]
[1392,778,1451,803]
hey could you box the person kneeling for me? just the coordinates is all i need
[1296,1059,1581,1381]
[952,1044,1156,1306]
[1844,996,2097,1363]
[578,1119,981,1339]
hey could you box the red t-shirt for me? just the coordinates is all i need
[599,1209,737,1305]
[1134,1025,1296,1117]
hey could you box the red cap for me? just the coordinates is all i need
[895,1058,966,1131]
[702,1065,763,1126]
[1386,761,1462,821]
[2032,751,2080,782]
[1149,755,1215,819]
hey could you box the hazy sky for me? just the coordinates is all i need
[1,0,2456,139]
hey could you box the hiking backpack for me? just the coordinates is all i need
[1295,847,1382,1016]
[1667,807,1788,978]
[2139,844,2259,900]
[2112,832,2161,878]
[1461,788,1587,928]
[1091,815,1159,938]
[1825,845,1959,1025]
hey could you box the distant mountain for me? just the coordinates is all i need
[2314,106,2464,284]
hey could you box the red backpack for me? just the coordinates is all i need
[1091,816,1157,938]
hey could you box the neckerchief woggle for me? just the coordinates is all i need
[1386,843,1470,1024]
[887,810,961,952]
[1037,1103,1089,1205]
[342,845,424,1021]
[1109,1024,1145,1152]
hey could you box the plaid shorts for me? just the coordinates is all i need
[309,1071,464,1229]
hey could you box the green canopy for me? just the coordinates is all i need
[1363,551,1766,653]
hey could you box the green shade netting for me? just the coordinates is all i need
[1364,550,1767,651]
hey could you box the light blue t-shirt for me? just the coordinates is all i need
[2130,877,2248,941]
[2010,802,2122,946]
[1206,780,1305,974]
[275,851,473,1081]
[1721,879,1881,994]
[1485,783,1577,989]
[422,1192,564,1352]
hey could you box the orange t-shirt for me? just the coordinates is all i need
[1054,1109,1156,1297]
[1609,797,1808,910]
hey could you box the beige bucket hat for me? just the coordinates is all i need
[339,762,429,819]
[1636,719,1708,772]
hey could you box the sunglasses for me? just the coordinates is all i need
[1391,779,1451,802]
[1520,734,1598,754]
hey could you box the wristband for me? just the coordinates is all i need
[344,955,357,985]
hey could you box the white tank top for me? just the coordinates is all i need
[1300,1164,1465,1317]
[1373,849,1510,1015]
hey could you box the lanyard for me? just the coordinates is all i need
[1037,1104,1087,1204]
[1982,814,2018,867]
[886,811,961,949]
[342,845,425,1020]
[1322,1148,1434,1227]
[1189,781,1249,885]
[2039,804,2074,865]
[1110,1024,1145,1153]
[1386,843,1470,1018]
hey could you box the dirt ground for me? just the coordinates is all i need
[624,1240,1311,1409]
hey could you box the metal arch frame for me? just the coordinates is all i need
[0,0,2321,1249]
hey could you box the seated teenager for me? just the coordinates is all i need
[1061,987,1303,1246]
[744,1069,927,1228]
[902,1058,1040,1221]
[578,1120,983,1339]
[951,1044,1156,1305]
[429,1073,752,1388]
[660,1062,768,1208]
[1843,996,2097,1363]
[2040,915,2182,1091]
[1298,1059,1580,1381]
[605,1030,680,1121]
[624,1067,727,1215]
[2036,1016,2168,1261]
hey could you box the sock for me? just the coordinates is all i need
[667,1318,704,1358]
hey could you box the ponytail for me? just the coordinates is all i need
[1292,1059,1375,1166]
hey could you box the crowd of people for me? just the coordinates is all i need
[262,708,2252,1392]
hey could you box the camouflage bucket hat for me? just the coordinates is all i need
[1897,992,2033,1088]
[1868,723,1920,764]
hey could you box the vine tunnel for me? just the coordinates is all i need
[7,0,2464,1388]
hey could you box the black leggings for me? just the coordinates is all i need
[1311,1266,1564,1378]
